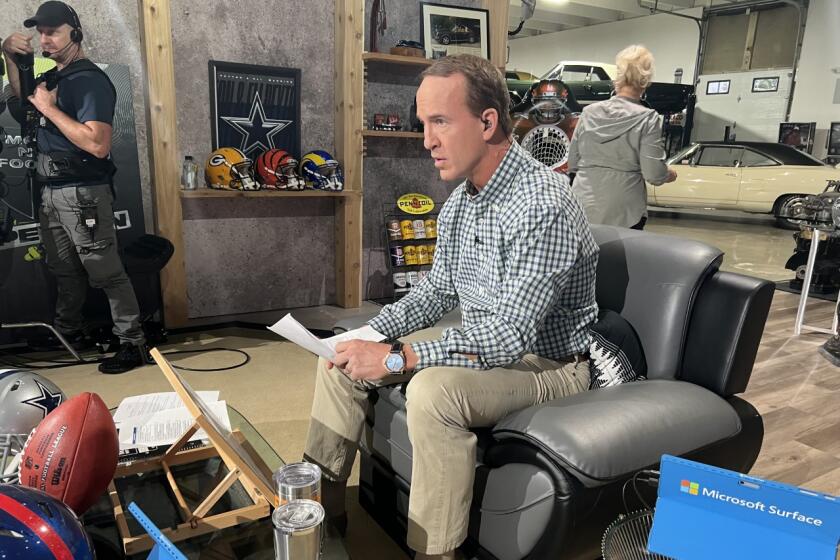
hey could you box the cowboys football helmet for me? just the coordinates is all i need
[0,370,65,483]
[254,149,305,190]
[205,147,259,191]
[0,485,95,560]
[300,150,344,191]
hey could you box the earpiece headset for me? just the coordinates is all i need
[66,4,83,43]
[483,119,491,130]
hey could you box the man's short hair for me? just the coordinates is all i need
[421,54,513,137]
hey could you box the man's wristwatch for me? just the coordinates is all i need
[384,341,406,374]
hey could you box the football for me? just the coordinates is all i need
[17,392,118,515]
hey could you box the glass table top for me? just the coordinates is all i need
[83,405,347,559]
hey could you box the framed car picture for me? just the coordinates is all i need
[706,79,730,95]
[778,122,817,154]
[828,122,840,158]
[208,60,301,160]
[752,76,779,93]
[420,2,489,60]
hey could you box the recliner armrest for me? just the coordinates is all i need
[680,271,774,396]
[492,380,742,488]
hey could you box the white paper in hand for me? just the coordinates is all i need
[267,314,386,361]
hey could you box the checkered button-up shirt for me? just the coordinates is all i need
[369,141,599,370]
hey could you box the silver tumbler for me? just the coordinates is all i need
[274,462,322,506]
[273,499,325,560]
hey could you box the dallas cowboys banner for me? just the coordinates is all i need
[209,61,301,159]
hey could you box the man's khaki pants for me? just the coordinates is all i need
[304,350,589,555]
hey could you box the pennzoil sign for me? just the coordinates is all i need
[398,193,435,215]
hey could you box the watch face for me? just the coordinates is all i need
[385,353,404,372]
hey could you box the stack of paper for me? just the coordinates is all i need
[114,392,232,453]
[267,314,386,361]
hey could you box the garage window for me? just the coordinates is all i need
[702,5,798,73]
[698,146,743,167]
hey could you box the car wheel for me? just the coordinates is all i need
[774,194,807,230]
[440,35,451,45]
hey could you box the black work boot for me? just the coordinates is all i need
[818,335,840,367]
[98,343,151,374]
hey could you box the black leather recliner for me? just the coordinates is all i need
[353,225,774,560]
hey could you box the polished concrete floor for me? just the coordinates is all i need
[11,211,839,559]
[647,207,797,281]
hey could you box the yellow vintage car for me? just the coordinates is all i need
[647,142,840,228]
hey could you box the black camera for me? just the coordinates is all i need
[13,51,37,101]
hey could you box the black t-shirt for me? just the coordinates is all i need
[37,61,115,155]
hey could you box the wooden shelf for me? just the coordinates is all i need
[362,129,424,139]
[363,52,432,82]
[180,189,361,199]
[362,52,433,69]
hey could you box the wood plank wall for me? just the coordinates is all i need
[335,0,365,307]
[138,0,188,326]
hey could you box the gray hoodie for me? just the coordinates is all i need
[568,96,669,228]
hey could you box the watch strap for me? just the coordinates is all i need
[387,341,406,374]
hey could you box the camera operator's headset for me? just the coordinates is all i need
[66,4,84,44]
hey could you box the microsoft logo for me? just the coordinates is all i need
[680,480,700,496]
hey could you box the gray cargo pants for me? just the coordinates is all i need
[39,183,144,345]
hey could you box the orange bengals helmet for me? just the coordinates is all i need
[253,149,305,190]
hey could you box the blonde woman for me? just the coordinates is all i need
[568,45,677,229]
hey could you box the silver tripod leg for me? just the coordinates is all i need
[0,322,83,362]
[794,228,838,336]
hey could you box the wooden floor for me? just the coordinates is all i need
[745,290,840,495]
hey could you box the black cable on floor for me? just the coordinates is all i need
[159,348,251,371]
[0,347,251,372]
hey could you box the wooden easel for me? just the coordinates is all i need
[108,348,279,555]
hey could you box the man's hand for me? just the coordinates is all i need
[2,33,34,57]
[331,340,392,382]
[665,167,678,183]
[29,83,58,114]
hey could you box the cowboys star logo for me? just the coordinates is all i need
[21,380,64,418]
[221,91,292,157]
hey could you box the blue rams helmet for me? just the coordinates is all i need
[0,484,95,560]
[299,150,344,191]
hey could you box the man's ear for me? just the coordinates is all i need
[481,109,498,135]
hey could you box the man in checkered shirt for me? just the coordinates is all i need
[304,54,598,560]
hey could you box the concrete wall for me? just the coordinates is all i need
[170,0,336,317]
[788,0,840,159]
[4,0,153,233]
[507,8,703,85]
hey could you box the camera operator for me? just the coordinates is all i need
[2,1,149,374]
